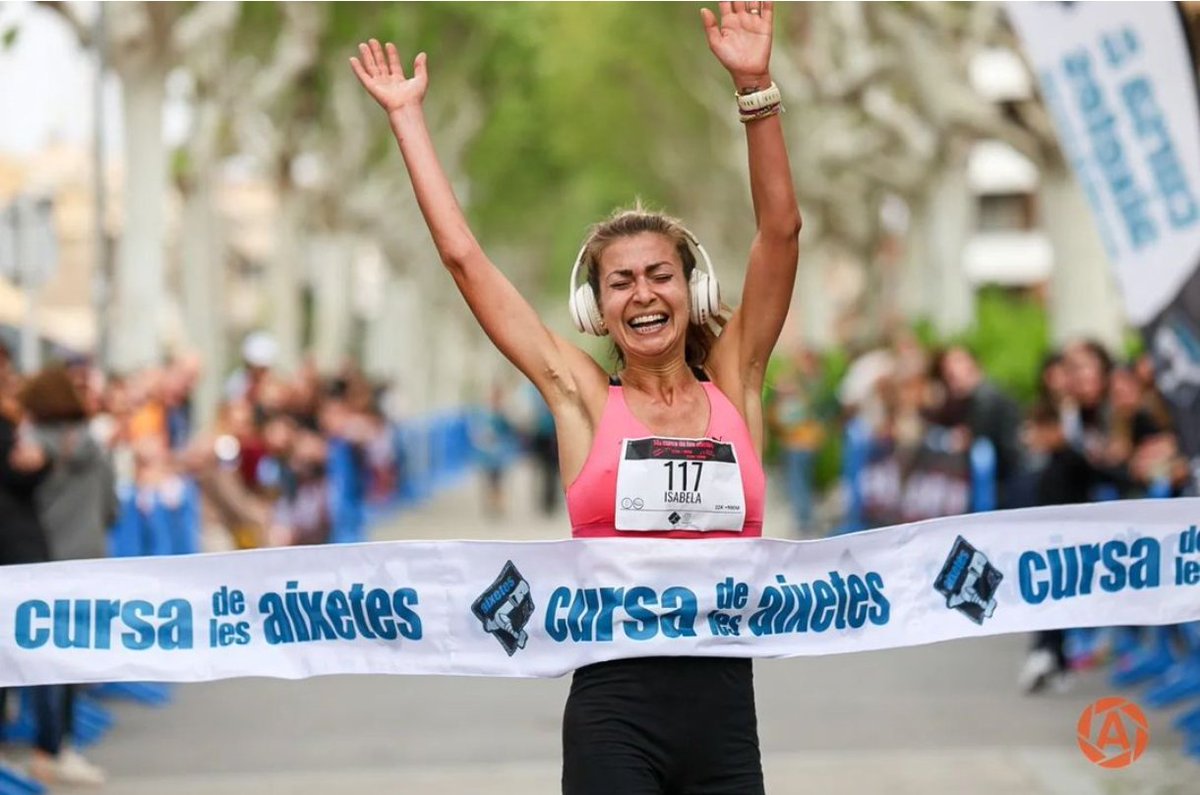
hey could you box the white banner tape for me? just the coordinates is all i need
[2,499,1199,686]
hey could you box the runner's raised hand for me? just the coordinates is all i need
[700,1,774,86]
[350,39,428,113]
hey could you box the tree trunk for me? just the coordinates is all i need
[1040,167,1126,352]
[363,272,413,395]
[927,164,976,338]
[898,198,934,325]
[111,62,169,372]
[427,301,471,408]
[794,239,838,350]
[310,232,355,373]
[268,190,304,373]
[179,173,224,429]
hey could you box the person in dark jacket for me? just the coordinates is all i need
[0,408,50,565]
[12,367,109,785]
[1017,402,1100,694]
[21,367,118,562]
[933,346,1024,507]
[0,402,52,756]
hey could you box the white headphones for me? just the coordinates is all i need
[567,228,721,337]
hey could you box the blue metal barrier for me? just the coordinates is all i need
[3,407,496,773]
[835,418,872,534]
[3,687,113,750]
[71,692,114,748]
[90,682,172,706]
[2,690,39,746]
[1134,622,1200,760]
[376,410,494,515]
[1070,487,1199,760]
[92,486,197,711]
[1111,625,1179,688]
[837,421,998,533]
[107,489,143,558]
[969,438,997,513]
[327,438,366,544]
[0,766,43,795]
[107,483,200,559]
[1144,650,1200,708]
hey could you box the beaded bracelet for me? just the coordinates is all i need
[739,102,783,123]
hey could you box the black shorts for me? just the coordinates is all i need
[562,656,764,795]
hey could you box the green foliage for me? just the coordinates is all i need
[2,25,18,50]
[811,349,849,490]
[951,287,1050,404]
[230,3,283,60]
[910,317,939,351]
[964,287,1050,404]
[764,347,848,490]
[456,3,720,294]
[814,424,843,491]
[282,2,764,299]
[1122,327,1145,361]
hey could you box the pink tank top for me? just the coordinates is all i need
[566,380,765,538]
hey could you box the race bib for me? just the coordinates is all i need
[614,437,746,532]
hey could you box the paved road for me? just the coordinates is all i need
[71,465,1197,793]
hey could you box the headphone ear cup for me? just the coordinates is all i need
[688,269,719,326]
[706,271,721,322]
[570,283,607,336]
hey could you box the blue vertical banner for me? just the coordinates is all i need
[1009,2,1200,487]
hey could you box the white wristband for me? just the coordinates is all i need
[736,82,781,113]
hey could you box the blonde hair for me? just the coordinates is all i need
[579,206,726,370]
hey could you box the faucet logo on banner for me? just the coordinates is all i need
[472,560,535,656]
[934,535,1003,624]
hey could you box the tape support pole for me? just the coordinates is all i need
[2,499,1199,686]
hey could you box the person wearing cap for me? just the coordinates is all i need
[224,330,278,404]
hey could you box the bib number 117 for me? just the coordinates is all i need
[664,461,703,492]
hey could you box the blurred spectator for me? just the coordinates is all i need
[470,382,517,517]
[182,418,271,551]
[1061,338,1113,459]
[270,428,331,546]
[837,346,895,432]
[362,399,399,503]
[769,349,828,536]
[126,367,170,450]
[884,347,936,464]
[163,353,202,449]
[1132,352,1175,431]
[14,366,111,785]
[1104,365,1164,471]
[227,398,269,495]
[224,330,278,403]
[931,345,1023,507]
[20,367,118,562]
[1036,351,1069,409]
[1018,401,1101,695]
[1025,401,1098,507]
[0,392,49,568]
[520,382,560,516]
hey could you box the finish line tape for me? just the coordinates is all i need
[2,499,1198,685]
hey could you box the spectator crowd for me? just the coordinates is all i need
[1,322,1195,785]
[0,331,407,786]
[768,330,1192,538]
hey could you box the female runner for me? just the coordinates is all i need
[352,3,800,791]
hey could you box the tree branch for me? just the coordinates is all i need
[35,0,91,47]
